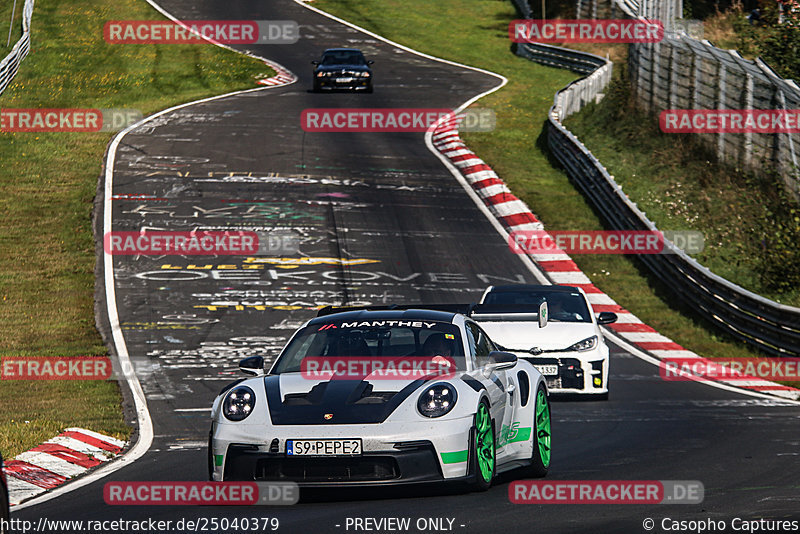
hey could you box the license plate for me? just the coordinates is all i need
[335,77,354,83]
[286,439,362,456]
[535,364,559,376]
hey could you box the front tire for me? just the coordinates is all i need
[520,383,551,478]
[468,400,495,491]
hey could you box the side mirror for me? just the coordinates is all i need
[489,351,518,370]
[311,60,320,65]
[239,356,265,376]
[597,312,618,325]
[367,60,374,65]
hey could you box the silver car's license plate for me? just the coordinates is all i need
[335,77,354,83]
[286,439,362,456]
[535,364,559,376]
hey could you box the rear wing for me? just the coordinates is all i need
[470,301,548,328]
[316,303,476,317]
[317,302,549,327]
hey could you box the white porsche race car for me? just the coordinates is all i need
[473,285,617,399]
[209,307,551,490]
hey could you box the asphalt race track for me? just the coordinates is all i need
[14,0,800,532]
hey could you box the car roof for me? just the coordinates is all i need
[488,284,579,293]
[308,309,458,325]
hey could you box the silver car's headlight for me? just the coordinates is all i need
[417,383,457,418]
[567,335,598,352]
[223,386,256,421]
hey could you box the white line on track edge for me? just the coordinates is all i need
[14,2,298,511]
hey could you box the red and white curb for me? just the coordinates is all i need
[4,428,126,506]
[257,59,298,87]
[431,114,800,401]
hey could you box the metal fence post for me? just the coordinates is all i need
[690,48,698,110]
[716,61,727,161]
[669,43,678,110]
[777,89,799,196]
[650,42,660,112]
[743,72,754,167]
[6,0,19,47]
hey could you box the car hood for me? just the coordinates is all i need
[263,373,427,425]
[477,321,597,352]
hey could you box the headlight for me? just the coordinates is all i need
[567,335,598,352]
[223,386,256,421]
[355,72,370,77]
[417,383,457,418]
[315,72,326,78]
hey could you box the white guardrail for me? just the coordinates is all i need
[0,0,34,97]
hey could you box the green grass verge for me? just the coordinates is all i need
[0,0,273,457]
[312,0,768,361]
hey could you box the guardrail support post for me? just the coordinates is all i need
[743,72,753,168]
[716,62,727,162]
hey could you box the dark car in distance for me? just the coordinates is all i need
[312,48,373,93]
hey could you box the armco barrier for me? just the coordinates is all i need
[0,0,34,97]
[514,39,800,357]
[516,41,608,76]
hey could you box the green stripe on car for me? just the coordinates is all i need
[440,450,469,464]
[512,426,531,443]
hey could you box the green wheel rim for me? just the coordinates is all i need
[475,403,495,483]
[536,390,551,467]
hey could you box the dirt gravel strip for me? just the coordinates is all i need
[431,114,800,401]
[4,428,127,506]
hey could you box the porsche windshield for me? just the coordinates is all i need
[482,290,592,323]
[272,320,466,374]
